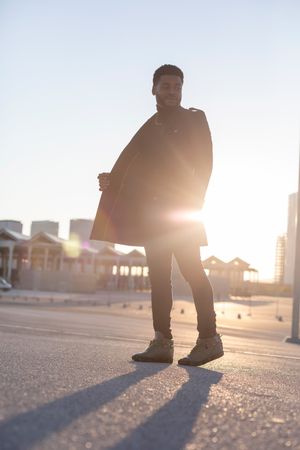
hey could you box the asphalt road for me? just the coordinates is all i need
[1,304,300,450]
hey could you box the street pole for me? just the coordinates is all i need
[286,142,300,344]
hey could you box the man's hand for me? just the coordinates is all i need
[98,172,110,191]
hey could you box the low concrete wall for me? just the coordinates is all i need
[19,269,97,293]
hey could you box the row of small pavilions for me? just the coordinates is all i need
[0,227,258,295]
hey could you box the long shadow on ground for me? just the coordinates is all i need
[0,363,167,450]
[0,363,222,450]
[109,365,223,450]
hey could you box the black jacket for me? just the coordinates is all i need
[90,106,212,246]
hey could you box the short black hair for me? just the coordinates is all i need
[153,64,184,86]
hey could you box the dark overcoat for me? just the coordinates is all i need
[90,106,213,247]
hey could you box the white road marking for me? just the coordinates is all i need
[235,350,300,361]
[1,322,300,361]
[0,323,91,337]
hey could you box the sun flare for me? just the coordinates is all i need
[168,209,204,223]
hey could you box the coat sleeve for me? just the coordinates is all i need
[190,110,213,208]
[109,116,153,189]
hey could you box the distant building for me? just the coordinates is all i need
[284,192,297,285]
[203,256,258,296]
[0,225,257,296]
[0,220,23,233]
[274,234,286,283]
[31,220,59,237]
[69,218,113,250]
[0,228,148,292]
[69,219,93,244]
[172,255,258,299]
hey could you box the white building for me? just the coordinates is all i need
[274,234,286,283]
[69,218,93,243]
[0,220,23,233]
[0,227,148,292]
[31,220,59,237]
[69,218,113,251]
[284,192,297,285]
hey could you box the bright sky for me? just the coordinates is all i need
[1,0,300,281]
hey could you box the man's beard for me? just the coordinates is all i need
[156,93,181,109]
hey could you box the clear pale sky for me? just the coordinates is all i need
[1,0,300,281]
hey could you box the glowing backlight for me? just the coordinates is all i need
[63,233,81,258]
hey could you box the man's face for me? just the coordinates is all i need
[152,74,182,107]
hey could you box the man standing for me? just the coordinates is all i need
[91,64,223,366]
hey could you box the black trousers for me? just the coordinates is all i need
[144,238,216,340]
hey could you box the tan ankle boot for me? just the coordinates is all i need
[178,334,223,366]
[132,338,174,363]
